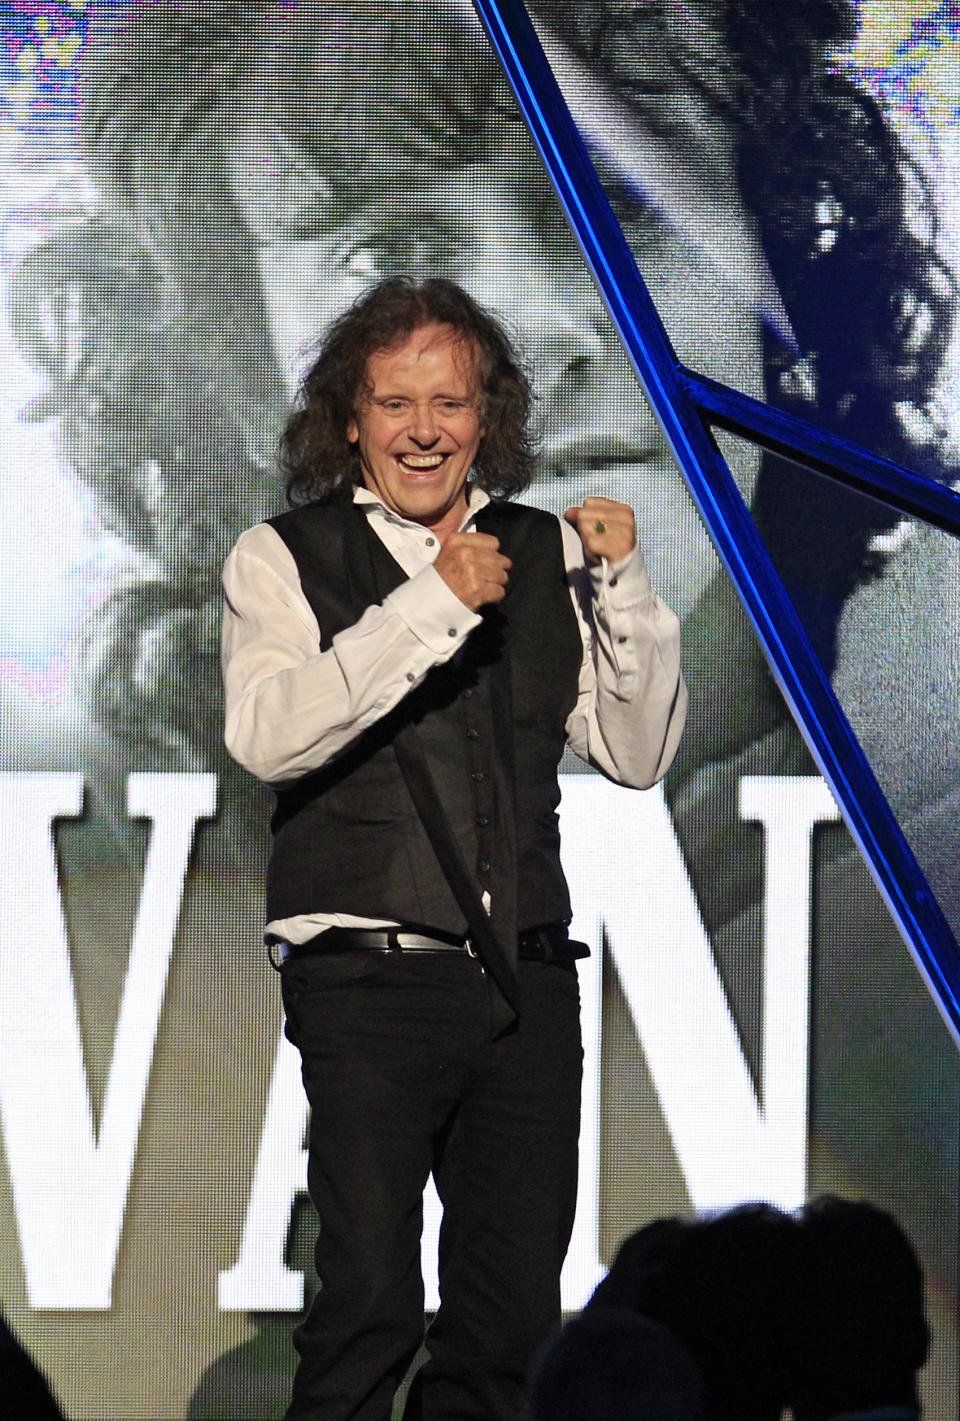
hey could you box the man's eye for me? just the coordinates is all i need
[343,224,459,280]
[344,243,386,279]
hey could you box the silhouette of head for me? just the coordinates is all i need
[528,1308,706,1421]
[588,1203,799,1421]
[789,1194,929,1421]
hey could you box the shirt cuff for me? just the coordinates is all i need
[384,563,481,654]
[589,544,654,609]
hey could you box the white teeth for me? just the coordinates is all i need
[400,454,445,469]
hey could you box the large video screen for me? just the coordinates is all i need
[0,3,957,1417]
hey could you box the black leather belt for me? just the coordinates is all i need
[273,923,587,965]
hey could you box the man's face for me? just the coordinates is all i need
[347,323,485,537]
[257,91,765,618]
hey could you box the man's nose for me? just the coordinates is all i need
[512,286,613,405]
[528,298,641,419]
[408,403,440,444]
[465,255,612,398]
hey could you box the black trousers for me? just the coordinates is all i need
[279,949,583,1421]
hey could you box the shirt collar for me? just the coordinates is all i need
[352,481,491,529]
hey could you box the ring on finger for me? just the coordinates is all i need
[594,520,607,533]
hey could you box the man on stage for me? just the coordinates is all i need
[222,275,686,1421]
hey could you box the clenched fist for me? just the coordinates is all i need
[564,496,636,565]
[434,531,511,610]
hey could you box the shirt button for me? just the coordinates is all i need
[617,635,628,644]
[609,576,619,587]
[406,671,416,682]
[447,627,457,637]
[466,727,479,740]
[426,536,436,547]
[471,770,485,782]
[476,814,490,827]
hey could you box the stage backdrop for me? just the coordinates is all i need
[0,2,958,1417]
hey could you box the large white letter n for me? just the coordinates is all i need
[560,774,838,1214]
[0,773,215,1308]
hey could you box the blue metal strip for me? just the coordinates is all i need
[470,0,960,1043]
[680,367,960,537]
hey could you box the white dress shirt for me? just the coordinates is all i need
[222,485,687,942]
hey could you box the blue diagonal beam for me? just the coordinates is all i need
[470,0,960,1044]
[681,367,960,537]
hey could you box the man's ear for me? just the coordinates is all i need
[346,418,358,443]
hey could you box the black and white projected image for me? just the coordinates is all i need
[0,2,958,1417]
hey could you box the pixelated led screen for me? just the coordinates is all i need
[0,3,958,1417]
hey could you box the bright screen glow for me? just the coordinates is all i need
[0,3,957,1417]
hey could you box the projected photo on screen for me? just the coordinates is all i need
[0,3,957,1418]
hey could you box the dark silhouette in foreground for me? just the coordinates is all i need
[790,1194,929,1421]
[527,1308,706,1421]
[528,1197,929,1421]
[1,1309,65,1421]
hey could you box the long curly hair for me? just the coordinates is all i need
[536,0,955,672]
[279,276,536,504]
[11,0,956,780]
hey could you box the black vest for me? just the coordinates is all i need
[265,499,581,956]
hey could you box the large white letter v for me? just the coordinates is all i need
[0,772,216,1308]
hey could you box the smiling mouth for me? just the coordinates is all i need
[398,453,447,471]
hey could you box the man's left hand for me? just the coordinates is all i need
[563,496,636,565]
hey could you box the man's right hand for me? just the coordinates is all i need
[434,532,511,610]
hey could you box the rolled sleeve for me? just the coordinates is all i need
[562,523,687,787]
[588,548,658,693]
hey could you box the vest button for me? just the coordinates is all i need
[476,814,490,827]
[471,770,485,782]
[466,727,479,739]
[479,858,491,874]
[463,688,474,698]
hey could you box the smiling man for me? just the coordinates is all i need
[346,323,486,537]
[221,276,686,1421]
